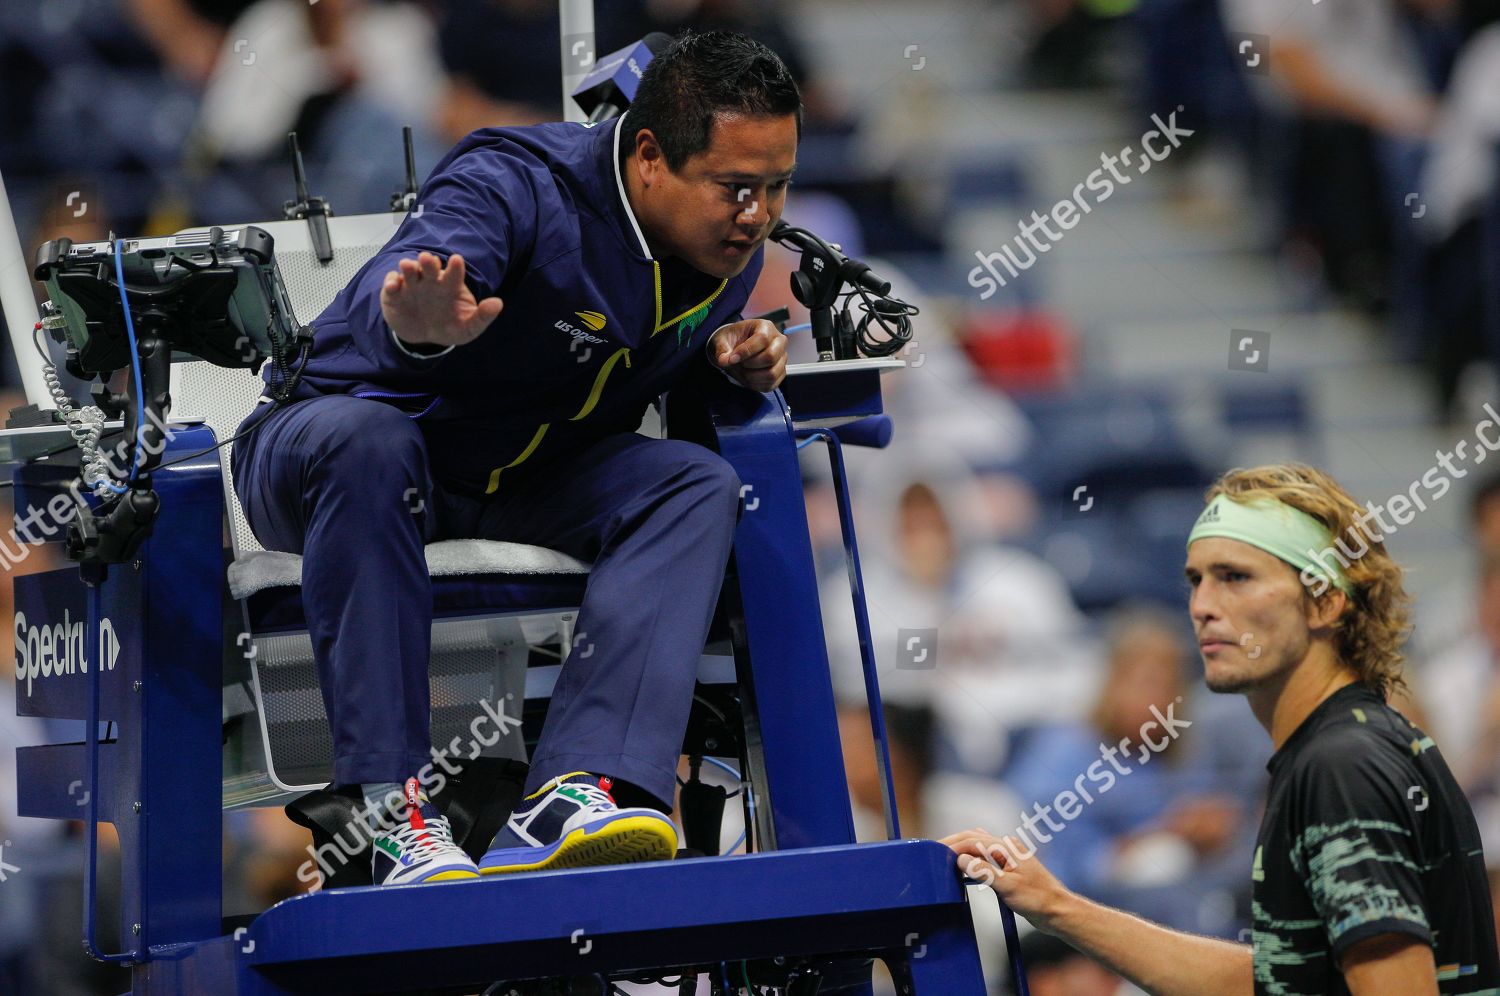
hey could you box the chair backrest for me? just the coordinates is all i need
[169,213,405,557]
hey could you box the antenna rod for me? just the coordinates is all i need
[283,132,333,263]
[403,126,417,196]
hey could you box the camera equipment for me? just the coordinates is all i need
[32,225,310,564]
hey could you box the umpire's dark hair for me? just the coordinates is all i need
[627,30,802,171]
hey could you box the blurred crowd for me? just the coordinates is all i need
[2,0,1500,994]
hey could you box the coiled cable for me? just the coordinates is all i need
[34,323,125,497]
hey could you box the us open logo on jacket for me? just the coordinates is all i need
[674,302,711,348]
[555,310,608,345]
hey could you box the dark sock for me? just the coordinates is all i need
[607,775,669,814]
[362,781,403,822]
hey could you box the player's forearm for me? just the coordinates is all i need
[1045,890,1253,996]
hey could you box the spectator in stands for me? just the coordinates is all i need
[1417,0,1500,418]
[127,0,448,224]
[838,701,939,840]
[1219,0,1446,329]
[821,453,1100,781]
[0,0,187,237]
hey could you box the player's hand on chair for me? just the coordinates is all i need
[381,251,504,348]
[710,319,788,392]
[940,828,1072,934]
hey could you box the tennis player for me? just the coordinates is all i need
[943,463,1500,995]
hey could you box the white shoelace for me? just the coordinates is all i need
[386,812,461,862]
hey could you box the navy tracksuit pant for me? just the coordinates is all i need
[230,394,741,809]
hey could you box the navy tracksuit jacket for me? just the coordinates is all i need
[232,113,764,805]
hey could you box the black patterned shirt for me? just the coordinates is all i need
[1252,682,1499,995]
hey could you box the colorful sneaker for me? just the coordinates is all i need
[478,771,678,875]
[370,778,480,885]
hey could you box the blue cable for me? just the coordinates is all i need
[783,322,811,335]
[112,240,146,483]
[702,756,741,781]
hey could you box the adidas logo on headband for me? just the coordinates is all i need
[1197,503,1221,525]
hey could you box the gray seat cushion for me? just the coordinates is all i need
[227,538,591,600]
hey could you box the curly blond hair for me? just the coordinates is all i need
[1204,463,1412,698]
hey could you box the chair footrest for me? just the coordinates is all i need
[238,840,968,992]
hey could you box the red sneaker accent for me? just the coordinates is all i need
[405,778,426,830]
[598,775,616,804]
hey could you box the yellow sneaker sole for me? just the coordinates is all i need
[480,815,678,876]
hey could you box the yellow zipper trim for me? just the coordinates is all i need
[570,348,632,421]
[484,422,551,494]
[652,261,662,332]
[650,262,728,336]
[482,267,729,493]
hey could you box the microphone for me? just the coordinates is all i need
[770,220,916,361]
[571,32,673,123]
[770,220,892,297]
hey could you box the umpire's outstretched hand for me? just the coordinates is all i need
[381,251,504,348]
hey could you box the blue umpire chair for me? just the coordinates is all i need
[5,211,1018,994]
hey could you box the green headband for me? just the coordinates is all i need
[1186,494,1355,595]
